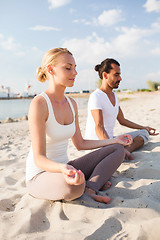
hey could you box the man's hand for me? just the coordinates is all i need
[145,126,159,136]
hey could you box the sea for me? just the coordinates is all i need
[0,97,89,121]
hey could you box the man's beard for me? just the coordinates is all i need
[113,81,120,89]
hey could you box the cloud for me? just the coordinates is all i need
[0,34,24,55]
[69,8,76,13]
[95,9,124,26]
[143,0,160,13]
[151,47,160,55]
[29,25,61,31]
[62,25,152,66]
[151,18,160,32]
[73,19,91,25]
[48,0,71,9]
[73,9,124,27]
[62,18,160,73]
[112,26,150,55]
[63,32,111,65]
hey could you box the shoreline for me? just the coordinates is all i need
[0,92,90,100]
[0,90,159,101]
[0,96,35,100]
[0,91,159,123]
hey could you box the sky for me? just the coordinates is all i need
[1,0,160,94]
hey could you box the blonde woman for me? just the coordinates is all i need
[26,48,132,204]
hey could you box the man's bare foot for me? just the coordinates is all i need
[124,149,134,161]
[100,181,112,191]
[85,187,110,204]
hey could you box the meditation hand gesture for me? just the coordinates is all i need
[145,126,159,136]
[115,134,133,146]
[61,164,85,186]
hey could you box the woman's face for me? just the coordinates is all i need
[51,53,77,88]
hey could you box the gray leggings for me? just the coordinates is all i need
[26,144,125,201]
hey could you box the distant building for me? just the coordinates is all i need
[0,91,8,98]
[80,90,90,93]
[0,85,14,98]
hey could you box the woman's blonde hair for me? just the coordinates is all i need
[36,48,72,82]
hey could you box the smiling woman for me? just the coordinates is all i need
[25,47,133,204]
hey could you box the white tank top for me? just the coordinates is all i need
[26,92,76,182]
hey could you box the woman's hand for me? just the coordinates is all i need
[61,164,85,186]
[115,134,133,146]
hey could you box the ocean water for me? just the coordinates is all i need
[0,97,89,121]
[0,99,32,121]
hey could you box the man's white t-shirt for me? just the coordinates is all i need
[85,89,119,140]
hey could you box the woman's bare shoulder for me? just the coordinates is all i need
[31,95,47,107]
[29,95,48,119]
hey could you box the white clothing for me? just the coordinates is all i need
[26,92,76,182]
[85,89,149,144]
[85,89,119,139]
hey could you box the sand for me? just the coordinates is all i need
[0,91,160,240]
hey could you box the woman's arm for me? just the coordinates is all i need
[71,100,132,150]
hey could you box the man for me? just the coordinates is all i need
[85,58,158,160]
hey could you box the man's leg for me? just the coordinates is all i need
[125,129,149,153]
[125,135,145,152]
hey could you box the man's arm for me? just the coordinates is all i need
[91,107,134,160]
[117,107,144,129]
[91,109,110,139]
[117,106,158,135]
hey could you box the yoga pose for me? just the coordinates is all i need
[26,48,132,204]
[85,58,158,160]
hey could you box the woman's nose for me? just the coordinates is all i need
[74,69,78,76]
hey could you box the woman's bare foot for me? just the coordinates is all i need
[100,181,112,191]
[85,187,110,204]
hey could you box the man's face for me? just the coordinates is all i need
[106,63,122,89]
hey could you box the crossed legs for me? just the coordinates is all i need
[69,143,125,203]
[27,144,125,204]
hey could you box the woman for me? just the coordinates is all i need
[26,48,132,204]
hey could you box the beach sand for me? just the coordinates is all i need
[0,91,160,240]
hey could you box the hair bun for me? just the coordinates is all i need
[36,67,47,82]
[94,64,101,72]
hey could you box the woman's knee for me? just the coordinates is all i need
[114,143,125,158]
[102,143,125,159]
[64,182,85,201]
